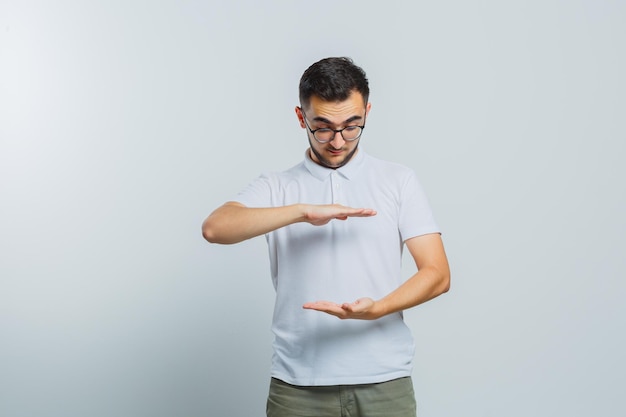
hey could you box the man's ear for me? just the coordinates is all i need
[295,106,306,128]
[366,102,372,117]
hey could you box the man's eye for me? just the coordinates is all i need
[344,126,359,132]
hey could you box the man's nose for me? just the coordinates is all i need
[329,131,345,148]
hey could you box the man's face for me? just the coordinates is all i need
[296,92,371,169]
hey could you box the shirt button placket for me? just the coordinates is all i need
[331,172,341,204]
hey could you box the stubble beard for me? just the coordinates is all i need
[308,138,360,170]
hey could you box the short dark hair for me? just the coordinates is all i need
[299,57,369,109]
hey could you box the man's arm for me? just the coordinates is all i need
[202,201,377,245]
[302,233,450,319]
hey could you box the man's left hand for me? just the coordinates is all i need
[302,297,379,320]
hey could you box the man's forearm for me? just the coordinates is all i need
[302,267,450,321]
[375,265,450,318]
[202,203,305,244]
[374,233,450,317]
[202,202,377,245]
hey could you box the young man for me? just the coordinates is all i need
[203,57,450,417]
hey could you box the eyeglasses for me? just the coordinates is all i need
[301,110,365,144]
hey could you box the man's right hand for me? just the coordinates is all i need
[302,204,377,226]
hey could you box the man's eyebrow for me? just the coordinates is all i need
[312,115,364,125]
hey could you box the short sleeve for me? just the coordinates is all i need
[233,172,275,208]
[398,171,440,242]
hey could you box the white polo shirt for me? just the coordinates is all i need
[235,148,439,386]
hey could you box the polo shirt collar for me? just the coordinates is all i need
[303,147,366,181]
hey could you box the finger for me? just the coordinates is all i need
[303,301,349,318]
[342,298,372,314]
[341,303,361,314]
[344,209,377,217]
[303,301,340,310]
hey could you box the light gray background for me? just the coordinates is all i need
[1,1,624,416]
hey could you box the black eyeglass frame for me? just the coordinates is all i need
[300,109,366,144]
